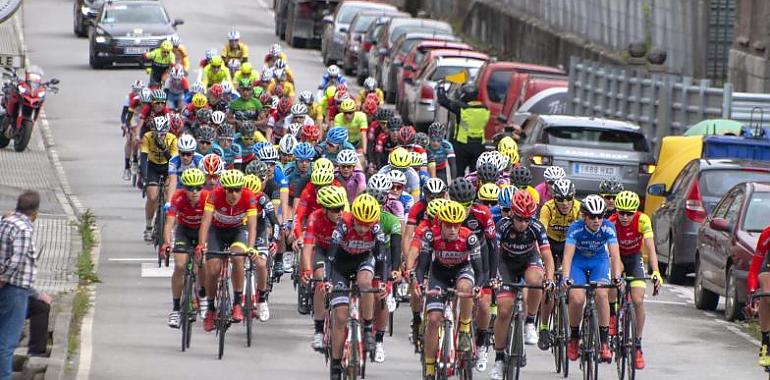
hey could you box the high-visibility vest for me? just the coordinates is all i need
[455,102,490,143]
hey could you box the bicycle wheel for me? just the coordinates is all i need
[625,306,637,380]
[180,270,191,352]
[580,314,593,380]
[436,324,451,380]
[347,321,360,380]
[244,267,254,347]
[558,298,569,378]
[217,277,231,360]
[548,302,560,374]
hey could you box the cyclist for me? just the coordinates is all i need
[198,169,258,332]
[489,191,555,378]
[426,122,456,183]
[163,66,189,112]
[534,166,565,206]
[327,194,387,380]
[165,134,204,201]
[199,153,225,190]
[374,115,403,168]
[264,43,288,67]
[137,89,171,139]
[182,93,210,129]
[212,124,243,170]
[607,190,662,369]
[161,168,208,328]
[300,123,322,146]
[271,58,295,83]
[198,48,218,71]
[285,142,315,208]
[388,170,415,220]
[228,79,262,117]
[599,178,624,218]
[403,178,447,259]
[497,136,519,169]
[511,165,540,205]
[367,108,392,156]
[201,55,232,89]
[748,224,770,367]
[335,98,369,154]
[168,35,189,73]
[121,81,145,180]
[377,147,421,199]
[143,40,176,87]
[317,126,356,163]
[412,201,483,379]
[222,29,249,63]
[195,127,217,156]
[335,149,366,204]
[299,186,348,350]
[243,174,280,321]
[298,90,324,128]
[270,68,296,99]
[278,134,298,166]
[492,186,516,224]
[291,160,345,247]
[562,194,622,363]
[233,62,258,84]
[283,104,315,130]
[357,77,385,105]
[206,83,228,112]
[317,64,347,99]
[140,116,178,241]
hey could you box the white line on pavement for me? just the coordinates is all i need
[646,299,689,306]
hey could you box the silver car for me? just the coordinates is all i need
[518,115,655,196]
[321,0,397,65]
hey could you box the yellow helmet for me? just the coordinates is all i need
[615,190,641,212]
[311,168,334,186]
[325,85,337,99]
[317,186,347,209]
[498,136,517,155]
[339,98,357,113]
[438,201,467,224]
[313,157,335,173]
[219,169,245,188]
[210,55,224,67]
[243,174,263,194]
[180,168,206,187]
[241,62,253,75]
[192,93,208,108]
[410,151,426,167]
[426,198,450,219]
[478,183,500,202]
[389,147,411,169]
[351,193,381,223]
[160,40,173,52]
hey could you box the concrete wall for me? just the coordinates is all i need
[728,0,770,92]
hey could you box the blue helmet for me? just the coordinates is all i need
[498,186,517,208]
[292,142,316,160]
[251,141,272,155]
[326,127,349,145]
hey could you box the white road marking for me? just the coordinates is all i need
[141,262,174,277]
[646,299,689,306]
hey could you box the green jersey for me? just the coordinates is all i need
[380,211,402,246]
[229,96,263,113]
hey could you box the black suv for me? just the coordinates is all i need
[88,0,183,69]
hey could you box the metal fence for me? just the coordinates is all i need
[567,57,770,144]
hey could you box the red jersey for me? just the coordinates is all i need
[302,208,338,250]
[465,204,497,241]
[748,226,770,293]
[410,217,438,250]
[331,213,385,255]
[407,200,428,226]
[420,225,480,267]
[167,189,209,228]
[204,186,257,229]
[127,93,142,113]
[140,104,170,120]
[292,179,345,238]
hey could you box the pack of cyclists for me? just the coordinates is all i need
[125,31,670,380]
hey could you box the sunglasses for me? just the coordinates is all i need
[392,184,404,191]
[153,101,165,105]
[185,186,202,192]
[198,140,211,145]
[513,215,531,223]
[586,214,604,220]
[481,200,497,206]
[298,159,311,164]
[343,111,354,115]
[460,201,473,207]
[327,142,339,148]
[225,187,242,193]
[180,152,193,157]
[555,196,573,203]
[618,211,636,217]
[501,207,511,213]
[326,206,344,213]
[602,195,616,200]
[340,164,355,169]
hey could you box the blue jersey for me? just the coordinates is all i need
[318,74,348,90]
[417,169,430,189]
[426,140,455,168]
[399,192,414,216]
[565,219,618,258]
[167,153,204,188]
[284,162,312,198]
[489,205,502,224]
[273,164,289,194]
[211,142,243,168]
[315,143,356,163]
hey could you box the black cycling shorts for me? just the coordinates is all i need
[425,262,474,312]
[173,225,198,254]
[548,238,565,266]
[145,162,169,187]
[314,247,331,271]
[497,250,544,298]
[205,226,249,258]
[328,251,375,308]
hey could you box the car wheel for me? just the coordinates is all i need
[693,254,719,311]
[665,235,688,284]
[73,12,85,37]
[724,266,745,321]
[89,47,105,69]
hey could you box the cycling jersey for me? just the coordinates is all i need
[145,48,176,66]
[748,226,770,293]
[167,153,204,188]
[377,165,420,198]
[539,199,581,242]
[172,46,189,71]
[293,180,347,238]
[607,211,653,257]
[410,217,438,250]
[534,182,552,206]
[426,140,455,170]
[497,217,550,259]
[201,65,232,89]
[465,204,497,243]
[181,104,208,125]
[407,200,428,226]
[374,134,398,155]
[203,186,257,229]
[281,114,315,129]
[396,191,414,217]
[416,225,482,283]
[303,208,338,251]
[315,144,356,163]
[268,80,295,98]
[565,219,618,258]
[330,213,386,257]
[233,70,258,84]
[164,77,189,96]
[270,165,290,198]
[334,111,368,145]
[168,189,209,229]
[335,170,367,204]
[284,163,312,199]
[357,88,385,105]
[210,142,243,169]
[222,42,249,61]
[254,190,280,242]
[141,132,178,165]
[229,96,262,113]
[308,102,323,124]
[317,74,347,90]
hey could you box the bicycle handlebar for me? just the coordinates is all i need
[423,287,476,299]
[499,282,545,290]
[569,282,617,290]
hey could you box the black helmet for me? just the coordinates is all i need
[477,162,498,183]
[599,178,624,196]
[387,115,403,131]
[415,132,429,148]
[376,108,393,121]
[511,166,533,187]
[195,126,216,142]
[448,177,475,204]
[428,122,446,140]
[460,83,479,102]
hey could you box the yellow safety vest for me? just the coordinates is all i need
[456,102,489,144]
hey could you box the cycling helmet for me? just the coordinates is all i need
[274,58,287,69]
[205,48,218,60]
[221,81,233,94]
[614,191,640,212]
[269,43,282,58]
[511,190,537,218]
[351,194,380,223]
[388,170,407,186]
[239,122,256,140]
[327,65,341,77]
[140,88,153,103]
[292,142,316,160]
[169,66,184,80]
[497,154,511,171]
[438,201,467,224]
[196,109,213,124]
[259,92,272,105]
[599,178,624,196]
[220,169,245,189]
[208,83,224,99]
[279,134,298,155]
[180,168,206,187]
[476,151,496,167]
[240,62,253,75]
[160,40,173,52]
[448,177,475,204]
[410,151,427,167]
[192,93,208,108]
[196,125,215,141]
[368,188,389,204]
[228,59,241,73]
[311,168,334,186]
[227,29,240,40]
[238,78,252,90]
[291,103,308,116]
[422,178,447,196]
[287,122,302,137]
[131,80,145,93]
[415,132,429,149]
[387,115,403,131]
[581,194,606,216]
[363,77,377,91]
[298,90,314,105]
[510,166,533,187]
[317,186,347,209]
[543,166,566,182]
[326,127,349,145]
[388,147,411,169]
[277,98,292,115]
[168,35,181,47]
[216,124,235,139]
[336,149,359,166]
[498,186,517,208]
[476,162,498,183]
[300,124,321,142]
[200,154,225,176]
[244,159,269,179]
[361,98,379,116]
[428,122,446,141]
[258,145,279,162]
[339,98,357,113]
[190,81,205,94]
[376,108,394,122]
[551,179,576,199]
[261,68,274,83]
[336,83,348,94]
[209,55,224,68]
[397,126,416,145]
[152,116,169,133]
[426,198,450,219]
[313,157,335,173]
[176,134,197,152]
[478,183,500,202]
[367,173,392,193]
[151,89,167,102]
[243,174,263,194]
[497,136,518,156]
[273,68,287,81]
[210,110,226,126]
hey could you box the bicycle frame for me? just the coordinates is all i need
[179,252,197,352]
[570,282,617,380]
[326,284,381,380]
[423,288,475,380]
[615,276,652,380]
[154,174,169,267]
[499,282,544,380]
[208,250,248,360]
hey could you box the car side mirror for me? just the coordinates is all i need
[323,15,334,24]
[647,183,668,196]
[172,19,184,27]
[709,217,730,232]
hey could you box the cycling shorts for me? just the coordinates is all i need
[314,246,331,271]
[328,251,375,308]
[425,262,474,312]
[205,226,249,257]
[145,162,168,186]
[172,225,198,254]
[548,237,565,266]
[621,252,647,288]
[167,92,185,110]
[497,250,544,298]
[570,253,610,286]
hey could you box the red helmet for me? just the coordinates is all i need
[208,83,223,99]
[277,97,292,116]
[362,97,379,116]
[168,113,184,136]
[336,83,348,94]
[300,123,321,143]
[201,154,224,176]
[511,190,537,218]
[398,125,416,145]
[272,84,285,98]
[259,92,272,105]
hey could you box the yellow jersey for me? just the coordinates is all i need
[141,132,178,165]
[539,199,581,242]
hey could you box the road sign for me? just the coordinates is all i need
[0,53,22,69]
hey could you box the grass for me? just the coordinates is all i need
[67,209,99,362]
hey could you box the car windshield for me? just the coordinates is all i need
[700,170,770,196]
[391,25,450,44]
[430,65,481,81]
[743,192,770,232]
[102,4,168,24]
[543,126,649,152]
[487,69,513,103]
[352,15,377,32]
[339,5,387,24]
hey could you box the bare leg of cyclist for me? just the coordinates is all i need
[357,271,375,351]
[631,286,646,336]
[492,295,514,372]
[312,267,326,348]
[231,256,245,303]
[331,305,349,359]
[524,268,544,346]
[145,185,159,237]
[457,278,474,353]
[171,253,187,301]
[423,310,443,376]
[568,289,586,331]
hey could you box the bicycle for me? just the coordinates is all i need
[570,281,617,380]
[543,270,569,378]
[179,251,199,352]
[154,174,169,267]
[750,292,770,380]
[422,287,476,380]
[243,250,262,348]
[498,282,544,380]
[207,248,249,360]
[613,276,655,380]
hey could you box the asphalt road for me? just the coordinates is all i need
[20,0,767,378]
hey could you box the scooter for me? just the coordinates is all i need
[0,65,59,152]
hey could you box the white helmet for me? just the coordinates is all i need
[210,110,226,125]
[290,103,308,116]
[274,68,286,81]
[227,29,240,40]
[581,194,606,215]
[269,43,282,58]
[220,81,233,94]
[205,48,218,60]
[287,122,302,137]
[497,154,510,171]
[279,134,298,155]
[336,149,359,166]
[327,65,340,77]
[258,145,279,162]
[477,151,496,167]
[363,77,377,91]
[190,81,205,94]
[261,68,274,83]
[367,173,392,192]
[543,166,566,182]
[299,90,314,105]
[388,170,407,186]
[169,35,181,47]
[423,177,446,195]
[176,134,197,153]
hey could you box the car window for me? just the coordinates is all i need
[487,69,514,103]
[668,161,697,195]
[430,65,481,81]
[337,6,375,24]
[543,126,649,152]
[398,39,422,56]
[743,192,770,232]
[700,169,770,196]
[710,192,733,218]
[102,4,168,24]
[352,15,376,32]
[724,190,744,226]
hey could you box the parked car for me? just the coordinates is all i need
[321,0,397,65]
[694,182,770,320]
[497,87,570,140]
[357,14,409,85]
[342,10,405,75]
[492,73,567,133]
[403,52,489,127]
[278,0,342,48]
[73,0,104,37]
[382,32,459,103]
[88,0,183,69]
[648,159,770,284]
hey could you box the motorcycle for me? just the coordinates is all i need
[0,66,59,152]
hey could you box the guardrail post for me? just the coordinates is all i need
[722,82,733,119]
[567,56,578,114]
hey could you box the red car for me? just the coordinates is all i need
[695,181,770,320]
[493,73,567,133]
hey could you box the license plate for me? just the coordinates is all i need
[124,47,147,55]
[573,163,619,177]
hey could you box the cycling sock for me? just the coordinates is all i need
[364,319,373,332]
[376,331,384,343]
[495,351,505,362]
[424,357,435,375]
[207,298,215,311]
[525,314,536,324]
[762,331,770,346]
[459,318,472,333]
[610,303,617,317]
[330,359,342,374]
[634,337,642,349]
[145,222,153,230]
[198,287,206,299]
[475,329,487,347]
[172,298,180,311]
[233,292,242,306]
[258,291,267,303]
[314,319,325,333]
[412,312,421,324]
[124,158,130,170]
[539,322,549,331]
[599,326,609,343]
[570,326,580,339]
